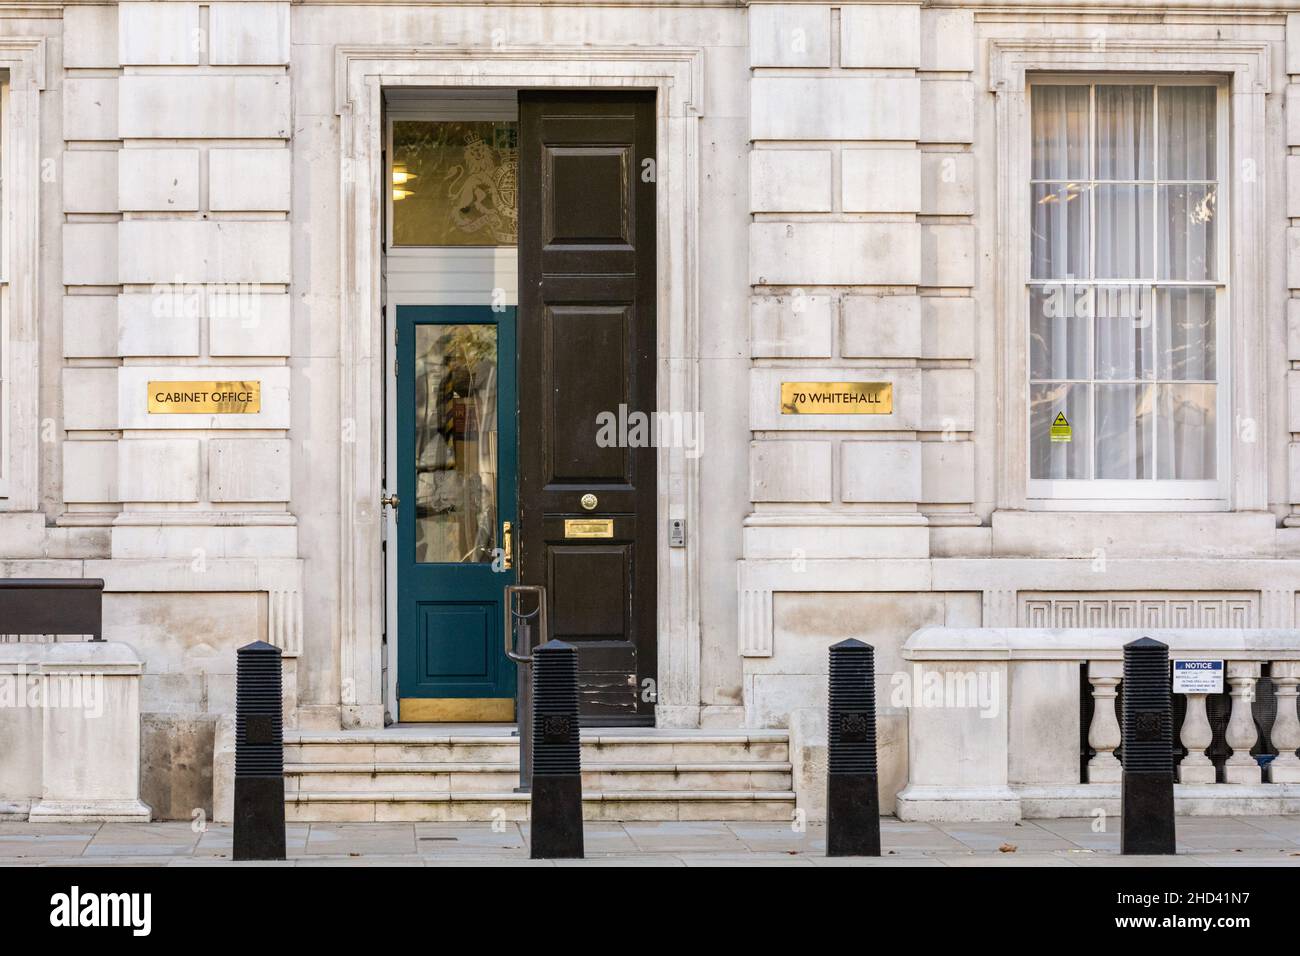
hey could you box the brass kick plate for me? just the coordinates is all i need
[399,698,515,722]
[564,518,614,538]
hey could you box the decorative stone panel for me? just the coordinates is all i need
[1018,593,1259,629]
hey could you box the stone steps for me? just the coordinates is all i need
[284,729,797,821]
[287,762,793,794]
[285,790,797,823]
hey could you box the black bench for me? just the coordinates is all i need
[0,579,104,641]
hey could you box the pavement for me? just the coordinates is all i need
[3,816,1300,866]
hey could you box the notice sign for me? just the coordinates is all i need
[1172,660,1224,694]
[1050,412,1071,442]
[148,381,261,414]
[781,381,892,415]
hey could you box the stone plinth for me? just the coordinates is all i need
[26,642,151,822]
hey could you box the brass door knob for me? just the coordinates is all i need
[580,493,598,511]
[381,493,399,511]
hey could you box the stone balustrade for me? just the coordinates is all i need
[895,628,1300,822]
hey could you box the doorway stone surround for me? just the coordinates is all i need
[335,44,707,728]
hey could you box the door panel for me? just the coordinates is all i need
[397,305,517,720]
[519,91,657,724]
[548,306,630,482]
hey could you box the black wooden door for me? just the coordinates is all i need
[517,91,657,725]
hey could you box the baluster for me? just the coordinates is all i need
[1087,661,1122,783]
[1177,691,1215,784]
[1223,662,1262,785]
[1269,661,1300,784]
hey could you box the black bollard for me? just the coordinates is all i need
[1121,637,1176,855]
[233,640,286,861]
[827,638,880,856]
[529,640,583,859]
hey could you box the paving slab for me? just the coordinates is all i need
[934,852,1079,867]
[935,821,1076,852]
[0,816,1296,866]
[811,855,948,867]
[622,821,748,853]
[723,821,824,853]
[302,823,418,856]
[1239,816,1300,842]
[416,822,526,855]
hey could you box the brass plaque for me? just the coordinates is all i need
[781,381,892,415]
[148,381,261,414]
[565,518,614,539]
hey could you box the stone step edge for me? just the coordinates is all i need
[286,732,790,746]
[286,761,794,774]
[287,790,797,803]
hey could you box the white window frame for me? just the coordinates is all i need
[990,38,1270,514]
[0,39,44,509]
[1025,74,1230,504]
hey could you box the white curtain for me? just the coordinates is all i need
[1157,384,1216,479]
[1095,87,1153,279]
[1029,83,1218,483]
[1031,86,1089,280]
[1031,85,1088,180]
[1096,384,1153,479]
[1159,87,1217,281]
[1158,288,1215,381]
[1160,86,1216,180]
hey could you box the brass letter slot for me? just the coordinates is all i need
[780,381,892,415]
[564,518,614,539]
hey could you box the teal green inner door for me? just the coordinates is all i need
[397,305,517,702]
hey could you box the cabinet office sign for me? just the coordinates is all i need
[1171,660,1224,695]
[147,381,261,414]
[780,381,892,415]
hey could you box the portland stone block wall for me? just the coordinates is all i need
[742,2,978,812]
[7,0,1300,820]
[55,1,301,818]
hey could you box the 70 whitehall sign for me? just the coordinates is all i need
[780,381,892,415]
[147,380,261,414]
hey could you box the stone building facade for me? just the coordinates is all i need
[1,0,1298,817]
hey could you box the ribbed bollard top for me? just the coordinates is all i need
[1121,637,1172,773]
[531,640,580,776]
[235,640,283,777]
[828,638,877,774]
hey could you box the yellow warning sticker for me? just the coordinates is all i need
[1050,411,1071,443]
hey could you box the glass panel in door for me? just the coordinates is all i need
[413,323,499,564]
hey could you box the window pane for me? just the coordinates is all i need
[1032,85,1089,181]
[1031,184,1090,280]
[1158,184,1217,280]
[1030,287,1090,380]
[1095,85,1153,180]
[1159,86,1216,180]
[414,324,499,563]
[1094,184,1153,279]
[1031,383,1091,479]
[1156,288,1216,380]
[1095,306,1153,380]
[392,120,519,247]
[1157,384,1216,479]
[1096,384,1153,479]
